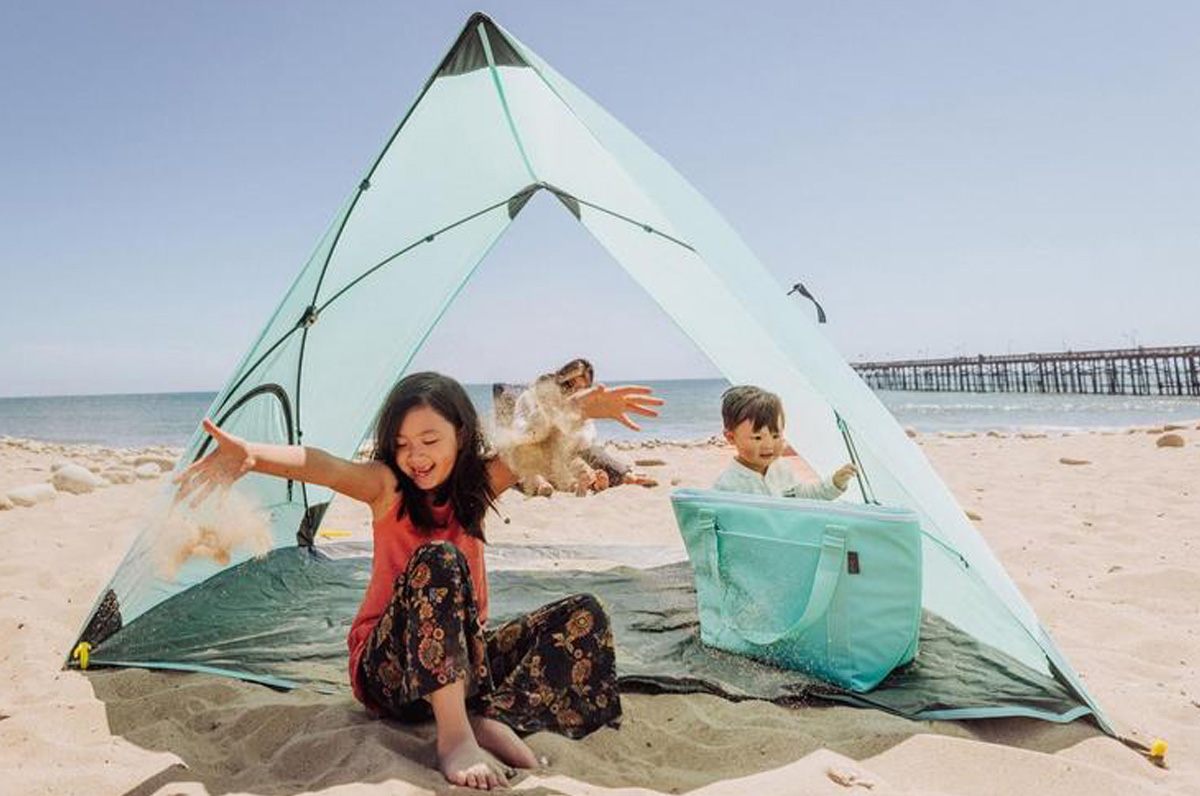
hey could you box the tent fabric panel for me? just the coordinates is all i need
[297,204,513,458]
[573,204,850,476]
[190,189,360,460]
[311,71,532,307]
[494,66,688,244]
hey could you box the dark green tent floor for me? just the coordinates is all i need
[84,545,1091,724]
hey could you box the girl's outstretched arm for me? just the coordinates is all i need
[174,418,392,508]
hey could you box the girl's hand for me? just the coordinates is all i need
[570,384,664,431]
[832,463,858,491]
[173,418,256,507]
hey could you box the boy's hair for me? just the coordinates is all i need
[721,385,784,433]
[373,371,496,540]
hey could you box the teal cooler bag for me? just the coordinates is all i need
[670,489,923,692]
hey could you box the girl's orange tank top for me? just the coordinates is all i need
[346,496,489,705]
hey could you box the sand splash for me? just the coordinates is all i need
[491,380,593,492]
[154,488,272,579]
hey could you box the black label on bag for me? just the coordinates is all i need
[847,551,860,574]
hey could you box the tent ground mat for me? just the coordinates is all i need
[79,546,1092,724]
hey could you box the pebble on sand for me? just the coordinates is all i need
[8,483,58,507]
[102,468,137,485]
[0,494,12,511]
[904,427,918,438]
[133,454,176,472]
[134,463,163,480]
[51,463,106,495]
[965,510,983,521]
[1059,457,1092,466]
[1156,433,1185,449]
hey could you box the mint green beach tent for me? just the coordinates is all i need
[72,12,1111,734]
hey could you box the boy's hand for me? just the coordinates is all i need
[832,463,858,491]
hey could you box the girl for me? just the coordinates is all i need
[174,372,662,790]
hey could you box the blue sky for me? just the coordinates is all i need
[2,2,1198,397]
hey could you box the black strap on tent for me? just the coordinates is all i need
[836,412,878,505]
[784,281,873,502]
[787,282,827,323]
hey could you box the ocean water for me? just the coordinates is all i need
[1,381,1197,448]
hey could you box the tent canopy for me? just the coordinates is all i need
[73,12,1110,733]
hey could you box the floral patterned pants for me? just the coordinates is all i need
[357,541,622,739]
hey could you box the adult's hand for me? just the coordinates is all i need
[571,384,664,432]
[173,418,256,507]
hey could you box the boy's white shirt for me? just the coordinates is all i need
[713,457,844,500]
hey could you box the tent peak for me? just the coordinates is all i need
[437,12,527,77]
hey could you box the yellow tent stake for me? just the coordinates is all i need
[72,642,91,670]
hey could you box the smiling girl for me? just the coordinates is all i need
[175,371,662,790]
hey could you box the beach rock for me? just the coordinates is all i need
[940,431,977,439]
[904,427,917,438]
[634,458,666,467]
[965,510,983,521]
[1018,432,1048,439]
[1059,457,1091,466]
[1145,427,1165,434]
[102,468,137,485]
[1156,433,1185,448]
[8,483,57,507]
[0,495,12,511]
[51,463,105,494]
[134,463,162,480]
[985,430,1007,438]
[1162,423,1187,431]
[133,454,176,472]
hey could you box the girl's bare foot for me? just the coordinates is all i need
[470,715,538,770]
[532,475,553,498]
[438,731,509,790]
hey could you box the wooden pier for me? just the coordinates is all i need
[852,345,1200,396]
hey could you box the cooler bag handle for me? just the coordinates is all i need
[723,525,847,647]
[697,509,720,583]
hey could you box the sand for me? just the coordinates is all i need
[1,426,1198,795]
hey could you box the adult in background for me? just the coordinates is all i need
[501,359,658,497]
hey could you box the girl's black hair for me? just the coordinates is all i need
[373,372,495,540]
